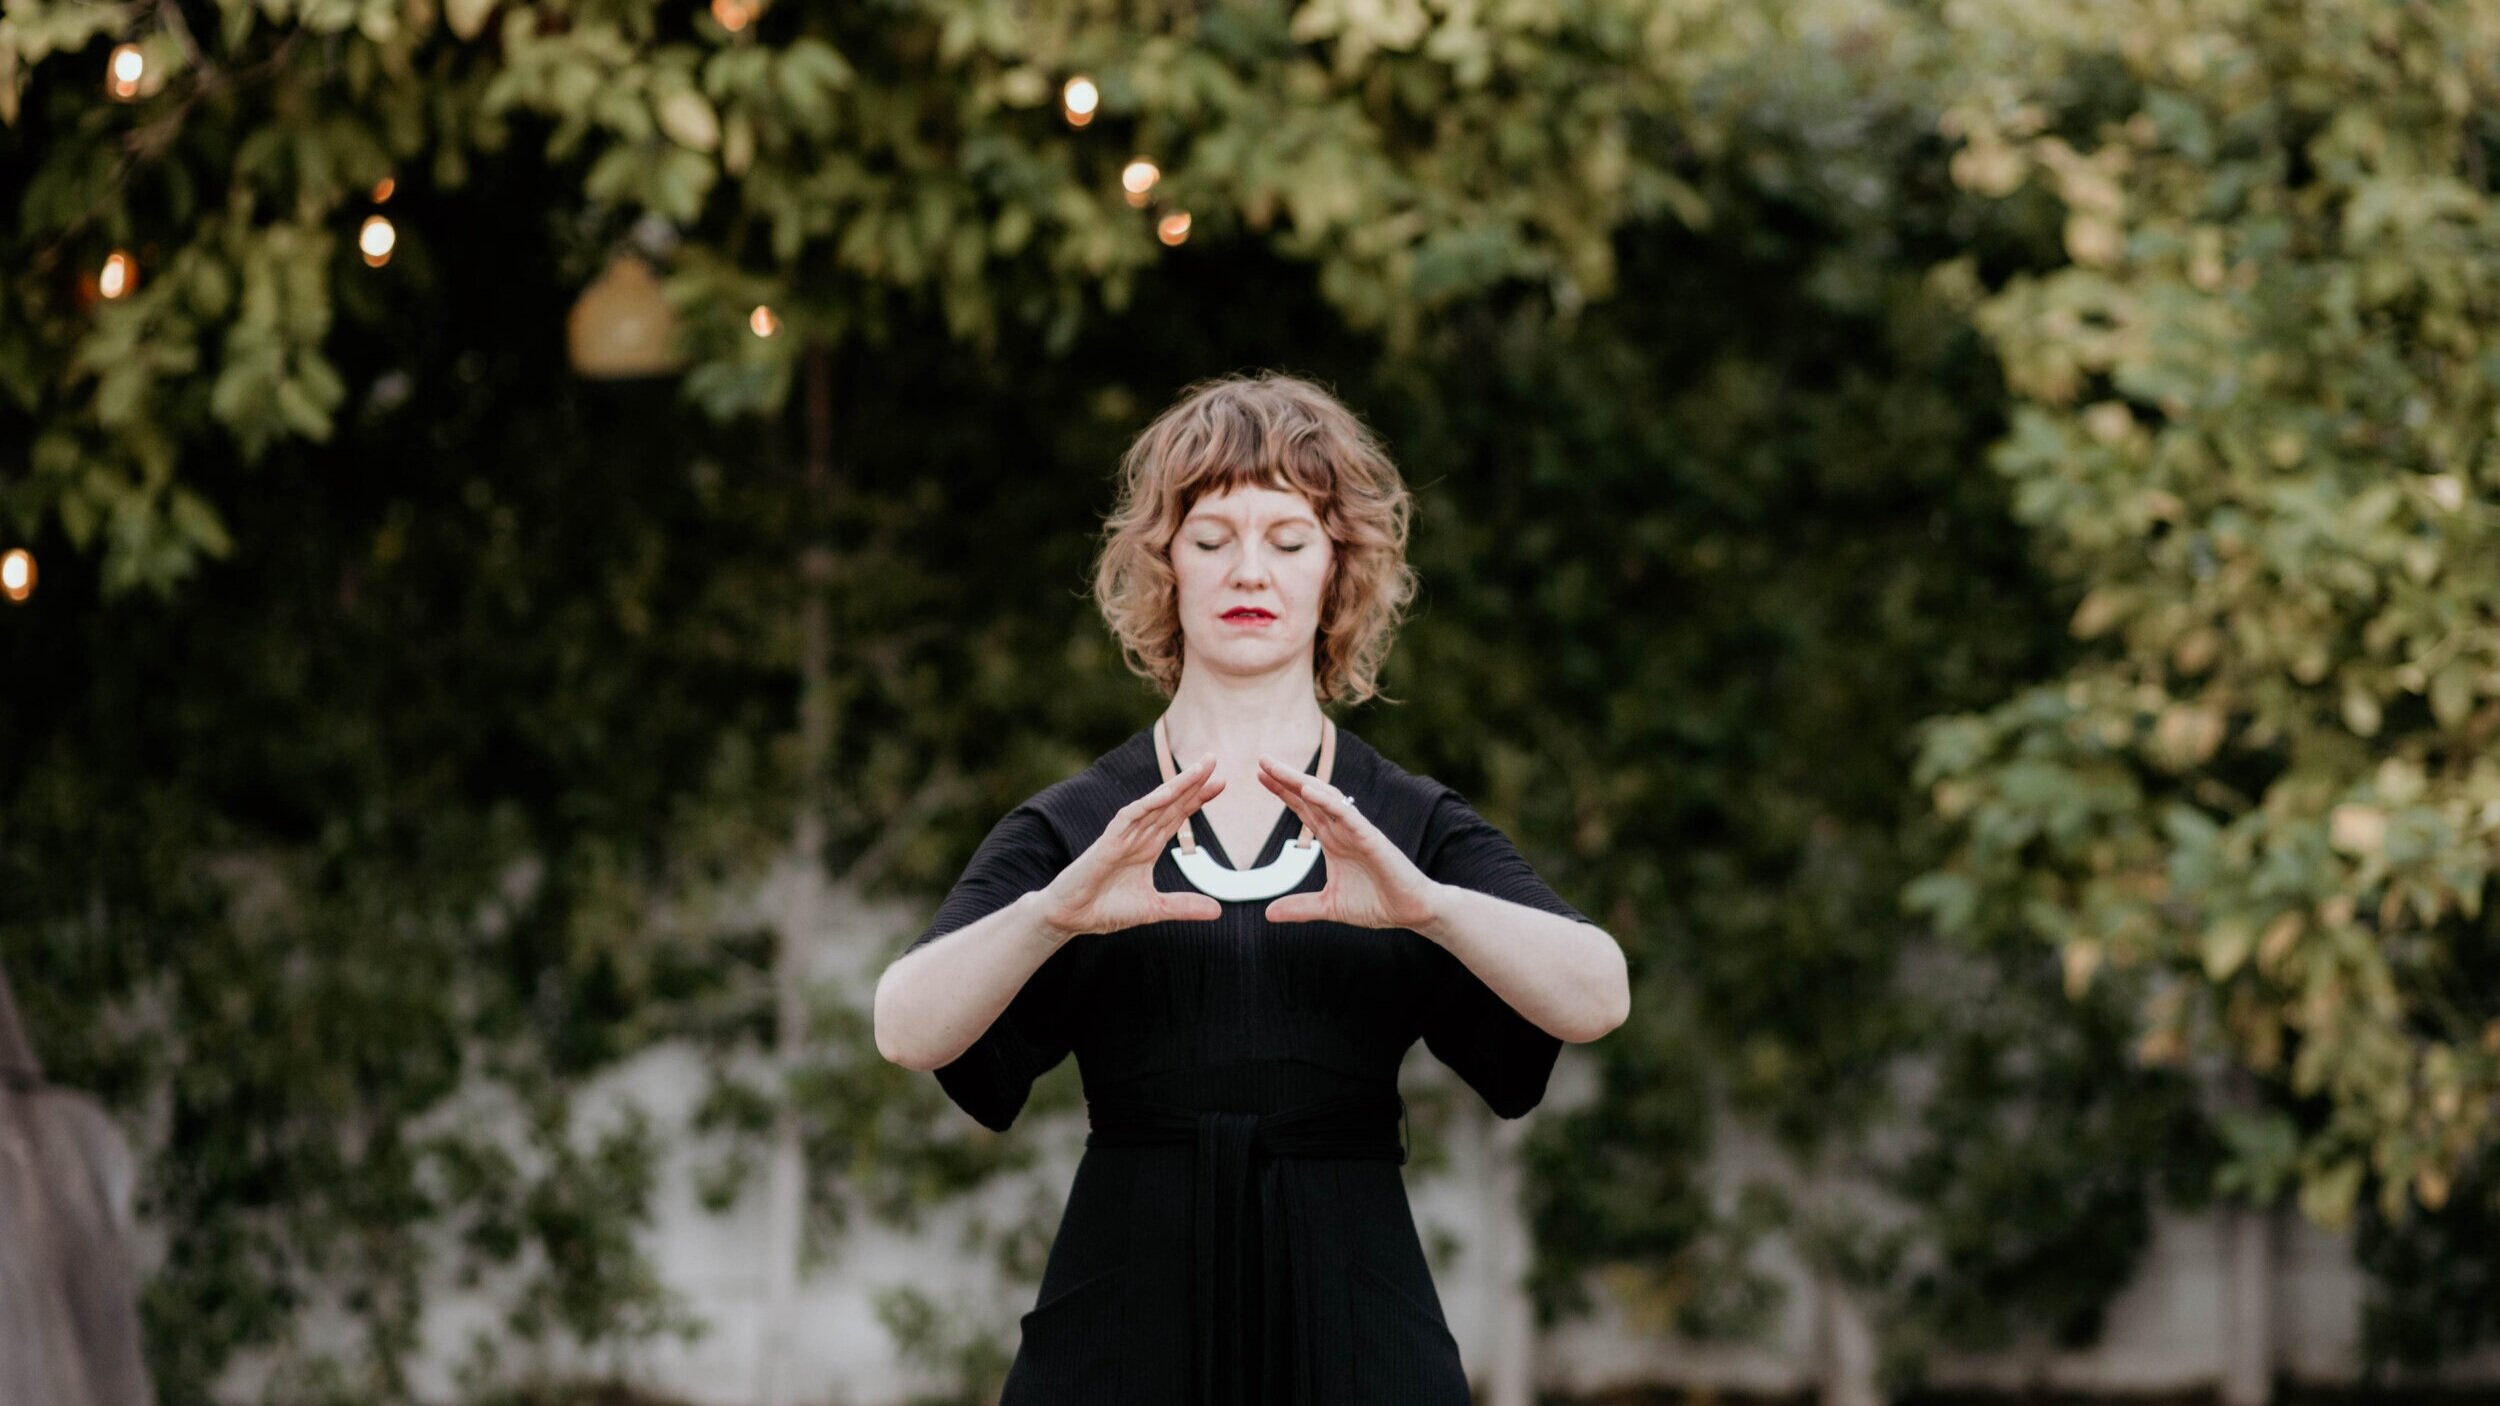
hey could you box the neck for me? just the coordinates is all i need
[1160,670,1327,765]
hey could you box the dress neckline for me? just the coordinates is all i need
[1184,734,1326,874]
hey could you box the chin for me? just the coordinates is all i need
[1193,637,1311,662]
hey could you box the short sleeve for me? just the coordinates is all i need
[902,802,1076,1132]
[1415,786,1595,1119]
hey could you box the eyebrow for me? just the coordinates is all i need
[1182,512,1319,530]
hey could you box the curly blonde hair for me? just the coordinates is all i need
[1091,371,1419,708]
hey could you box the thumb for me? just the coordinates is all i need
[1167,895,1223,923]
[1264,893,1325,924]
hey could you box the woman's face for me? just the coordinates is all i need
[1170,482,1335,679]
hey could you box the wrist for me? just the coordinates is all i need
[1022,888,1077,950]
[1412,881,1460,946]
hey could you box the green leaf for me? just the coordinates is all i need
[168,487,234,558]
[2200,915,2255,981]
[2300,1158,2364,1229]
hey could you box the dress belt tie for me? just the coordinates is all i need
[1085,1090,1409,1406]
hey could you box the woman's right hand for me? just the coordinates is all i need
[1033,754,1226,941]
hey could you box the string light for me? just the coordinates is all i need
[1157,211,1191,246]
[371,176,395,203]
[107,43,143,100]
[1060,76,1097,127]
[359,215,396,267]
[1121,158,1160,208]
[711,0,761,31]
[2,549,35,604]
[749,305,781,337]
[99,250,137,299]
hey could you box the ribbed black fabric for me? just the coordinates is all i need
[900,721,1596,1406]
[1086,1090,1407,1406]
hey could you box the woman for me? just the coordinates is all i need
[873,371,1630,1406]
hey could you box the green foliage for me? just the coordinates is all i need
[1909,0,2500,1245]
[2,0,1699,596]
[1345,8,2228,1377]
[2,180,788,1393]
[1861,955,2225,1392]
[440,1099,709,1390]
[871,1280,1018,1406]
[9,0,2500,1398]
[2351,1136,2500,1374]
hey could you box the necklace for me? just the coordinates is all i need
[1153,713,1345,901]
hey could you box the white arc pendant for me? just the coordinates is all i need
[1172,836,1324,902]
[1155,713,1344,902]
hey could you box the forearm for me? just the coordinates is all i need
[874,889,1072,1071]
[1414,883,1630,1043]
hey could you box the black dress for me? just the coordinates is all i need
[901,722,1595,1406]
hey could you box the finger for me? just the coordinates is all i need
[1255,754,1352,822]
[1139,759,1224,840]
[1255,752,1317,802]
[1256,752,1312,786]
[1259,759,1361,850]
[1126,754,1220,841]
[1309,779,1370,837]
[1256,764,1324,837]
[1117,752,1209,825]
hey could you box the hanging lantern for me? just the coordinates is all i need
[567,251,687,378]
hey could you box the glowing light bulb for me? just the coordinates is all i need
[99,250,136,299]
[371,177,396,203]
[1,548,35,603]
[749,305,781,337]
[107,44,144,100]
[1157,211,1191,246]
[711,0,758,31]
[1061,76,1098,127]
[359,215,396,266]
[1122,158,1160,208]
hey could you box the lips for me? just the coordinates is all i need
[1223,608,1274,620]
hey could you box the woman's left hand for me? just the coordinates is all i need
[1256,754,1444,931]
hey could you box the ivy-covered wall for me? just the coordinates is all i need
[5,1,2499,1401]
